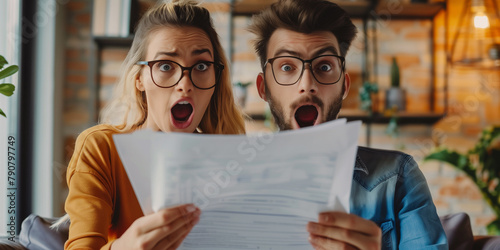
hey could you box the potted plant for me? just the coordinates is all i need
[359,81,379,115]
[425,126,500,235]
[0,55,18,117]
[385,57,406,111]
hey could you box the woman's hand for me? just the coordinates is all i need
[111,204,201,250]
[307,211,381,250]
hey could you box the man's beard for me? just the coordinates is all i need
[265,82,344,131]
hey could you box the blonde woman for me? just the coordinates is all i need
[64,1,245,249]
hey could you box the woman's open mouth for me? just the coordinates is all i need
[171,100,194,129]
[294,105,319,128]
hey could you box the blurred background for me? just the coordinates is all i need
[1,0,499,237]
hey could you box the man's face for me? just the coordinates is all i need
[256,28,350,130]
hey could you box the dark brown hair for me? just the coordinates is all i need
[248,0,358,68]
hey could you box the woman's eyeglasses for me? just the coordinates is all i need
[137,60,224,90]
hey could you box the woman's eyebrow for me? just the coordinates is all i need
[154,51,177,59]
[153,49,212,60]
[192,48,212,57]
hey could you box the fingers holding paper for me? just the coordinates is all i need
[307,211,381,250]
[111,204,201,250]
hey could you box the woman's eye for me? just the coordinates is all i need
[159,63,173,72]
[318,63,332,72]
[280,64,293,72]
[195,63,209,71]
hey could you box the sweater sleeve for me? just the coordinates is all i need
[64,127,117,250]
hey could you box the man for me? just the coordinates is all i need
[248,0,448,249]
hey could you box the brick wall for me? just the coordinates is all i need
[58,0,94,213]
[60,0,500,235]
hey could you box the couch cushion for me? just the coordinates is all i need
[19,214,69,250]
[0,237,26,250]
[440,212,474,250]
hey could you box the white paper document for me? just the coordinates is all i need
[114,119,361,249]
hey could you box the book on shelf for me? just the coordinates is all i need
[92,0,132,37]
[92,0,106,36]
[120,0,132,37]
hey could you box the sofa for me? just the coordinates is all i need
[440,212,500,250]
[1,213,500,249]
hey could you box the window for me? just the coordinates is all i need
[0,0,21,238]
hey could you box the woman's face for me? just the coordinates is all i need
[137,26,216,132]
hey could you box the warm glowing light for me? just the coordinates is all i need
[474,12,490,29]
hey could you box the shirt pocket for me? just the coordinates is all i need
[380,220,394,249]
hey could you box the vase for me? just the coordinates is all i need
[385,87,406,111]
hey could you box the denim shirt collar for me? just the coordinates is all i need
[354,155,369,175]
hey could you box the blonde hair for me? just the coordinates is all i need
[100,0,245,134]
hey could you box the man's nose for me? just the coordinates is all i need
[298,63,318,94]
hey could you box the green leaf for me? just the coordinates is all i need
[424,149,468,169]
[0,55,7,69]
[0,83,15,96]
[0,65,19,80]
[0,108,5,118]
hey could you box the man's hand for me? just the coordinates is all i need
[307,211,381,250]
[111,204,201,250]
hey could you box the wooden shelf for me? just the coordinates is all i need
[338,110,445,125]
[233,0,372,18]
[233,0,444,18]
[375,1,445,19]
[94,36,134,47]
[247,110,445,125]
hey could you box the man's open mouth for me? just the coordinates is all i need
[294,105,318,128]
[171,101,193,123]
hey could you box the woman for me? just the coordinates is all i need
[64,1,245,249]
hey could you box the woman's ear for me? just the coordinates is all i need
[256,73,267,101]
[135,73,145,91]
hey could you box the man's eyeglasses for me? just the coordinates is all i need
[264,55,345,86]
[136,60,224,90]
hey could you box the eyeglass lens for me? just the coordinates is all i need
[271,56,343,85]
[151,61,217,89]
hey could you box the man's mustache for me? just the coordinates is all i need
[290,95,324,111]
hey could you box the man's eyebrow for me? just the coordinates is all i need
[314,46,339,57]
[272,46,340,59]
[273,49,301,58]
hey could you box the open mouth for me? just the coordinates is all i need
[171,101,193,123]
[294,105,318,128]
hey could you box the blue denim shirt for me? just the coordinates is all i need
[350,147,448,249]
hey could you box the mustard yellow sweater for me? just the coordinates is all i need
[64,124,143,250]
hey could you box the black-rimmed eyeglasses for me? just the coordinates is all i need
[136,60,224,90]
[264,55,345,86]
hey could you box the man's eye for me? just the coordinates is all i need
[159,63,173,72]
[318,64,332,72]
[280,64,293,72]
[195,63,209,71]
